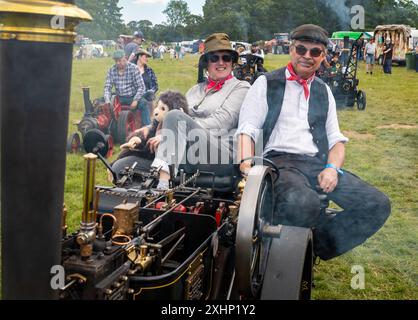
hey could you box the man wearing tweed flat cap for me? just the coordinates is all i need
[236,24,390,261]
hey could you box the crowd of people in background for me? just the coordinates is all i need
[102,28,403,129]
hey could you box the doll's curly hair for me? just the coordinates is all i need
[157,90,189,114]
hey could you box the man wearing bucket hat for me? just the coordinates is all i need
[133,48,158,95]
[236,24,390,261]
[104,50,147,122]
[111,33,250,189]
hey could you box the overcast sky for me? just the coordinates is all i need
[119,0,418,25]
[119,0,205,25]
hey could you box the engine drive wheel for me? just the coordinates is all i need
[235,165,275,298]
[116,110,135,144]
[356,90,366,110]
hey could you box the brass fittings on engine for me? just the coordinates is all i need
[112,201,140,237]
[0,0,92,44]
[127,244,154,274]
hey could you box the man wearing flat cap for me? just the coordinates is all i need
[104,50,147,122]
[236,24,390,260]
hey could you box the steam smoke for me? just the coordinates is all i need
[320,0,351,29]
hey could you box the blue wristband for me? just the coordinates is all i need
[325,163,344,175]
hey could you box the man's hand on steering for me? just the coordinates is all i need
[147,134,161,153]
[239,160,252,177]
[318,168,338,193]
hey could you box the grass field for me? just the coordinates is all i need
[65,53,418,300]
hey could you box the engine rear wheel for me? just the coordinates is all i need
[105,134,114,158]
[356,90,366,110]
[116,110,135,144]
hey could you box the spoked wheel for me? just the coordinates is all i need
[66,132,81,154]
[356,90,366,110]
[105,134,114,158]
[235,165,275,298]
[117,110,135,143]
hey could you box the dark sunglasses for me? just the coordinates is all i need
[295,45,324,58]
[208,53,233,63]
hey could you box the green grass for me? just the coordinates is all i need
[65,54,418,299]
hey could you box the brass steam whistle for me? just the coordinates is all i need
[76,153,98,259]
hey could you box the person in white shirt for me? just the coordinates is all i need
[236,24,390,261]
[364,38,377,74]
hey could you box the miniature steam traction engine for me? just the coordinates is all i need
[59,147,314,300]
[1,0,313,300]
[318,35,366,110]
[67,87,154,158]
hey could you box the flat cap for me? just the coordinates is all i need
[113,50,125,59]
[290,24,329,46]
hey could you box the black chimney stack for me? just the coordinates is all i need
[0,0,91,299]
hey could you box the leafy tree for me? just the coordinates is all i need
[163,0,191,27]
[127,20,153,38]
[76,0,127,40]
[74,0,418,43]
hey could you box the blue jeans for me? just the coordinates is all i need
[118,95,151,126]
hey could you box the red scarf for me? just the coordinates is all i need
[206,74,233,93]
[286,62,315,100]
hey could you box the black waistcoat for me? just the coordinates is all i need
[142,66,152,91]
[262,67,330,163]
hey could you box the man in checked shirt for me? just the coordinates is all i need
[104,50,150,125]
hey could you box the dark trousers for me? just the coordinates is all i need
[111,155,153,180]
[119,95,151,126]
[383,58,392,74]
[267,153,391,260]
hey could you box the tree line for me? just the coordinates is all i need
[75,0,418,42]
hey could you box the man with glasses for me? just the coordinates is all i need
[236,24,390,261]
